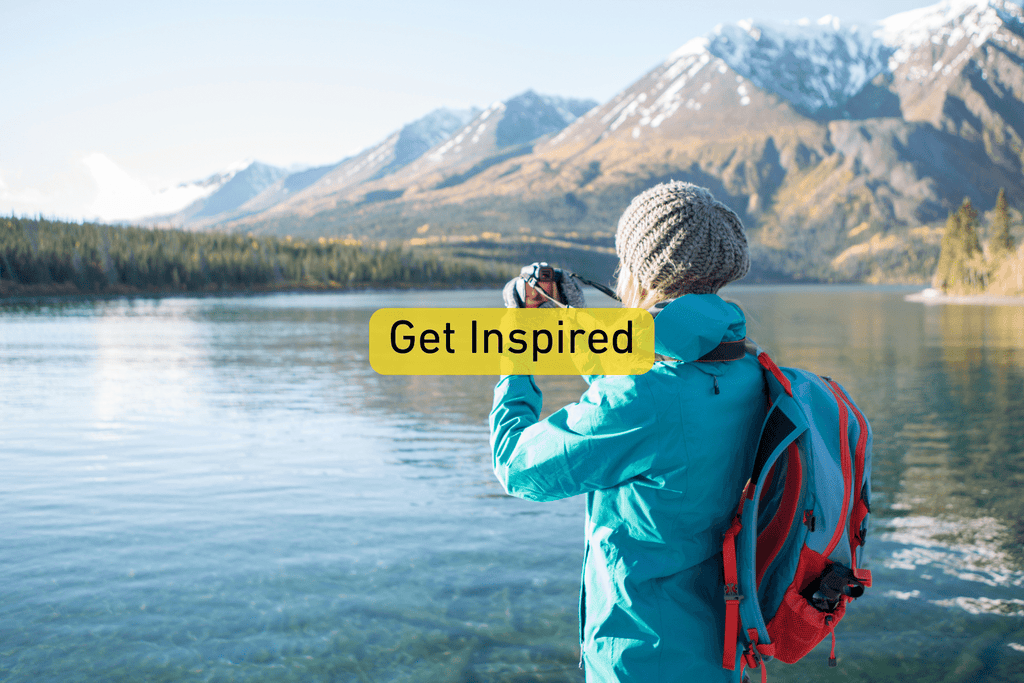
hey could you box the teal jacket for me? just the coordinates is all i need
[490,295,766,682]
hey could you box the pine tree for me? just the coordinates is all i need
[990,188,1016,258]
[933,209,961,292]
[957,197,982,254]
[958,197,987,292]
[933,198,988,293]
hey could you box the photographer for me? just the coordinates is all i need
[490,182,764,682]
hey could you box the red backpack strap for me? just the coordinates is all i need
[757,351,792,396]
[722,514,743,670]
[826,378,872,560]
[741,628,776,683]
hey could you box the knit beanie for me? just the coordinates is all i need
[615,181,750,295]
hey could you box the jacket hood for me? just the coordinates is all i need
[650,294,746,361]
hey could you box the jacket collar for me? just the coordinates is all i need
[649,294,747,362]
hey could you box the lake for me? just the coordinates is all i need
[1,286,1023,682]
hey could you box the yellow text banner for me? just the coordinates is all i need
[369,308,654,375]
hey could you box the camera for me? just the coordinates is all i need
[522,262,559,287]
[501,262,594,309]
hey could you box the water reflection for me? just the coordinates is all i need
[90,303,209,435]
[183,291,598,425]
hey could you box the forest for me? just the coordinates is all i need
[0,217,513,298]
[932,188,1024,297]
[5,193,1022,300]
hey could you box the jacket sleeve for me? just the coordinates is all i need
[489,374,666,501]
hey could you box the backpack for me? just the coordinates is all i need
[721,344,873,682]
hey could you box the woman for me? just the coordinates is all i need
[490,181,765,682]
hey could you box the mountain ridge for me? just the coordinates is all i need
[149,0,1024,284]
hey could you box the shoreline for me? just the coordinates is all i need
[905,288,1024,306]
[0,280,511,306]
[1,281,937,306]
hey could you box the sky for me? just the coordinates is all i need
[1,0,951,222]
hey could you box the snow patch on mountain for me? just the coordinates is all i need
[877,0,1024,70]
[706,18,892,117]
[495,90,596,148]
[164,159,254,198]
[188,162,288,220]
[598,48,715,137]
[428,106,495,163]
[428,91,596,163]
[325,106,479,183]
[667,36,711,61]
[377,108,479,177]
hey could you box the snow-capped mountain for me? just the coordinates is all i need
[398,91,596,177]
[151,163,248,212]
[188,162,288,220]
[239,91,597,221]
[385,108,485,177]
[493,90,596,148]
[152,93,596,228]
[878,0,1024,124]
[145,161,288,227]
[209,107,482,225]
[315,106,482,190]
[211,163,336,223]
[649,0,1024,121]
[233,0,1023,283]
[879,0,1024,64]
[146,108,481,228]
[543,0,1024,149]
[152,1,1024,284]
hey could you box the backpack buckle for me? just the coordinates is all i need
[852,568,872,588]
[724,583,743,601]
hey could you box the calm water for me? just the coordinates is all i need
[2,286,1023,683]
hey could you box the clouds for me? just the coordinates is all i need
[84,153,227,222]
[80,153,156,221]
[0,169,49,215]
[0,154,218,223]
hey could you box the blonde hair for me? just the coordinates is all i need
[615,263,673,310]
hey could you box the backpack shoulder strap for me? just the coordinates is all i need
[723,346,808,669]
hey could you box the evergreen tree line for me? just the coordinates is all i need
[932,188,1022,295]
[0,217,513,297]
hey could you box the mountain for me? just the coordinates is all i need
[146,108,481,229]
[241,91,597,223]
[190,1,1024,284]
[221,163,336,219]
[139,165,243,225]
[145,161,288,228]
[279,106,481,201]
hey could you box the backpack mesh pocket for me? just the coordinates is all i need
[766,546,847,664]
